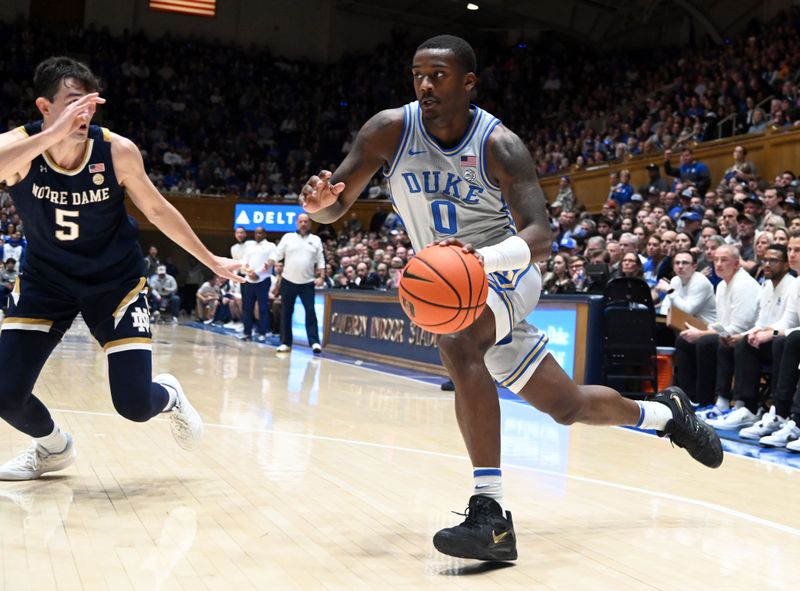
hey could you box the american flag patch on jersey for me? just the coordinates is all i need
[89,163,105,173]
[460,155,477,167]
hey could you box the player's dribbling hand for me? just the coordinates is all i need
[44,93,106,143]
[428,238,484,266]
[210,256,246,283]
[299,170,345,213]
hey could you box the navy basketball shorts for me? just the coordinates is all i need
[3,275,152,355]
[483,265,550,394]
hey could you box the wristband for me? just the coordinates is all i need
[476,235,532,273]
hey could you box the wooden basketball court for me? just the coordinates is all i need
[0,321,797,590]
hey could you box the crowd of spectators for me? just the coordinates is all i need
[4,8,800,196]
[0,189,26,315]
[540,144,800,449]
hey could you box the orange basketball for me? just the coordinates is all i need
[398,245,488,334]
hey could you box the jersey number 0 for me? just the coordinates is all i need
[55,208,80,241]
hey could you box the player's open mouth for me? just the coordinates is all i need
[420,97,438,107]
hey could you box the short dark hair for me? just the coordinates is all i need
[767,243,789,261]
[34,56,101,102]
[416,35,477,74]
[674,249,697,264]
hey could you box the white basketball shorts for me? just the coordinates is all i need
[484,265,549,394]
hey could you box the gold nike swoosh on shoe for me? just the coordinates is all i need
[492,530,510,544]
[671,393,683,412]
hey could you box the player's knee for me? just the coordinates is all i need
[550,403,581,426]
[110,380,156,422]
[439,331,492,362]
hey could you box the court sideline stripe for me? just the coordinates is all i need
[49,406,800,538]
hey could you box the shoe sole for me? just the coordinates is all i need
[155,374,203,451]
[432,538,518,561]
[661,388,724,469]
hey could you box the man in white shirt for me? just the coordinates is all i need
[269,214,324,353]
[148,265,181,323]
[732,235,800,448]
[656,250,716,325]
[709,244,795,429]
[238,227,276,342]
[674,244,760,406]
[230,226,254,262]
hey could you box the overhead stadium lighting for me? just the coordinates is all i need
[467,3,479,10]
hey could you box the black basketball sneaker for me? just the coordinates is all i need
[653,387,724,468]
[433,495,517,561]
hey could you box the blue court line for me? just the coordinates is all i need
[183,323,800,470]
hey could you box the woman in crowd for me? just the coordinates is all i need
[543,254,576,294]
[750,231,775,283]
[620,253,645,280]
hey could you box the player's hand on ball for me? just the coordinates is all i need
[299,170,345,213]
[429,238,483,266]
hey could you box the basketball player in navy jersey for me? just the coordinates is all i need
[0,57,242,480]
[300,36,722,561]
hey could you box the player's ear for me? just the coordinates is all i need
[34,97,51,118]
[464,72,477,93]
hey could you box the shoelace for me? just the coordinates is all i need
[7,447,40,472]
[450,502,493,529]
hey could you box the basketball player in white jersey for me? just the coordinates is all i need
[300,35,722,562]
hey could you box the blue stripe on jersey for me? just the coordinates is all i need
[487,276,514,332]
[500,334,549,389]
[417,103,484,155]
[479,118,502,191]
[384,104,412,178]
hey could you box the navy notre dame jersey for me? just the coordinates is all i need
[8,122,144,294]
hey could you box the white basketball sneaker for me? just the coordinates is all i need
[739,406,785,440]
[707,406,758,430]
[276,344,291,353]
[155,374,203,450]
[759,420,800,448]
[786,435,800,452]
[0,434,76,480]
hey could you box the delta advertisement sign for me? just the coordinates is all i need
[233,204,305,232]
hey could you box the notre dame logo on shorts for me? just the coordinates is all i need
[130,306,151,332]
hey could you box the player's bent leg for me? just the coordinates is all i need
[517,356,723,468]
[516,354,641,426]
[106,351,202,450]
[0,329,76,480]
[108,350,169,422]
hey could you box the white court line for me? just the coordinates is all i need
[50,406,800,538]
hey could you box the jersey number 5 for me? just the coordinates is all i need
[55,209,80,241]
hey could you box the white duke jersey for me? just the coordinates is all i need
[385,101,516,250]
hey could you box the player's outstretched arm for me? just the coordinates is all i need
[111,133,243,283]
[484,125,552,263]
[0,93,106,185]
[300,108,404,223]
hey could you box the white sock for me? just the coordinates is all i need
[473,467,503,511]
[634,401,674,430]
[35,425,69,454]
[161,384,178,412]
[734,400,746,409]
[716,397,730,411]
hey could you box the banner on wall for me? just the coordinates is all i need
[233,204,305,232]
[326,294,582,379]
